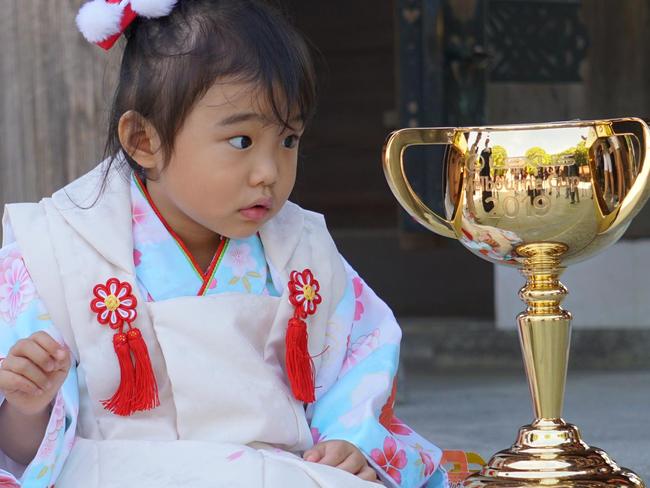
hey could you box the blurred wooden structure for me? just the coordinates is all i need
[0,0,119,207]
[2,0,650,317]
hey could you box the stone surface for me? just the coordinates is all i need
[396,370,650,481]
[495,239,650,330]
[400,318,650,370]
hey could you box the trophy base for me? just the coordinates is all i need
[463,418,646,488]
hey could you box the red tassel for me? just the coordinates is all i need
[285,317,315,403]
[127,328,160,411]
[102,332,136,416]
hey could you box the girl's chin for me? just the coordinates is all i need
[212,206,280,240]
[217,221,266,240]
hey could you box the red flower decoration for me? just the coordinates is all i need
[371,436,407,484]
[89,278,159,416]
[285,268,322,403]
[288,269,322,318]
[90,278,137,329]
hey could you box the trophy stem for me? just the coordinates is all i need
[463,242,646,488]
[516,242,571,420]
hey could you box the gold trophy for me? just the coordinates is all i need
[382,118,649,488]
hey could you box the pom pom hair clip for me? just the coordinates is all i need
[76,0,178,50]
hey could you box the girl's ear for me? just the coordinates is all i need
[118,111,164,173]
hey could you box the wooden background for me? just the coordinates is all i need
[0,0,121,208]
[3,1,650,222]
[1,1,650,317]
[487,1,650,124]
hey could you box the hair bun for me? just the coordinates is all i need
[130,0,178,18]
[76,0,125,43]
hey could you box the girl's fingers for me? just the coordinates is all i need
[51,347,71,372]
[318,443,350,467]
[10,338,56,372]
[30,332,67,364]
[1,355,50,391]
[303,446,324,462]
[357,465,379,482]
[336,451,367,475]
[0,369,43,396]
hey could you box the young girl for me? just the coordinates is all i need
[0,1,446,487]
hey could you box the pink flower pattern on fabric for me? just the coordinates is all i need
[0,474,20,487]
[0,253,36,323]
[311,427,327,444]
[226,450,245,462]
[419,450,436,477]
[131,200,168,245]
[353,277,365,321]
[379,377,414,436]
[387,416,413,436]
[38,398,66,458]
[371,436,407,484]
[340,329,380,376]
[223,242,256,277]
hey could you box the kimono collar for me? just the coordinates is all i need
[258,200,304,284]
[51,158,135,275]
[51,158,305,280]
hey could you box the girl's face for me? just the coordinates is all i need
[145,80,303,241]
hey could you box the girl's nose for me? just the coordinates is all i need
[249,155,279,187]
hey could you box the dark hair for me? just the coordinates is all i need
[102,0,318,184]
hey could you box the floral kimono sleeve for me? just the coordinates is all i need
[307,259,446,488]
[0,237,79,487]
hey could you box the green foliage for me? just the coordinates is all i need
[525,147,551,166]
[573,141,588,165]
[492,145,507,167]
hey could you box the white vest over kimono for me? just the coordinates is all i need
[5,162,380,487]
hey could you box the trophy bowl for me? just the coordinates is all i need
[382,118,649,488]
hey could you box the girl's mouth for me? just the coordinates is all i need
[239,199,272,222]
[240,206,269,221]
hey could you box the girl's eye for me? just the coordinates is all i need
[283,135,300,149]
[228,136,253,149]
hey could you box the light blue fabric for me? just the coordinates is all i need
[308,261,443,487]
[0,174,445,487]
[0,242,79,487]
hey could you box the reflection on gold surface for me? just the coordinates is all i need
[383,119,648,266]
[382,118,649,488]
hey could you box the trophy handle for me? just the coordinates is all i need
[382,128,457,238]
[600,118,650,234]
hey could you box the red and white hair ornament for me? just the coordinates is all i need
[76,0,178,50]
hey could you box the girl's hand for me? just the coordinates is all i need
[0,331,71,415]
[303,440,383,484]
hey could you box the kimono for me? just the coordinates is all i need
[0,160,447,488]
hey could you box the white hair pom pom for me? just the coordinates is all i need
[130,0,178,18]
[76,0,125,43]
